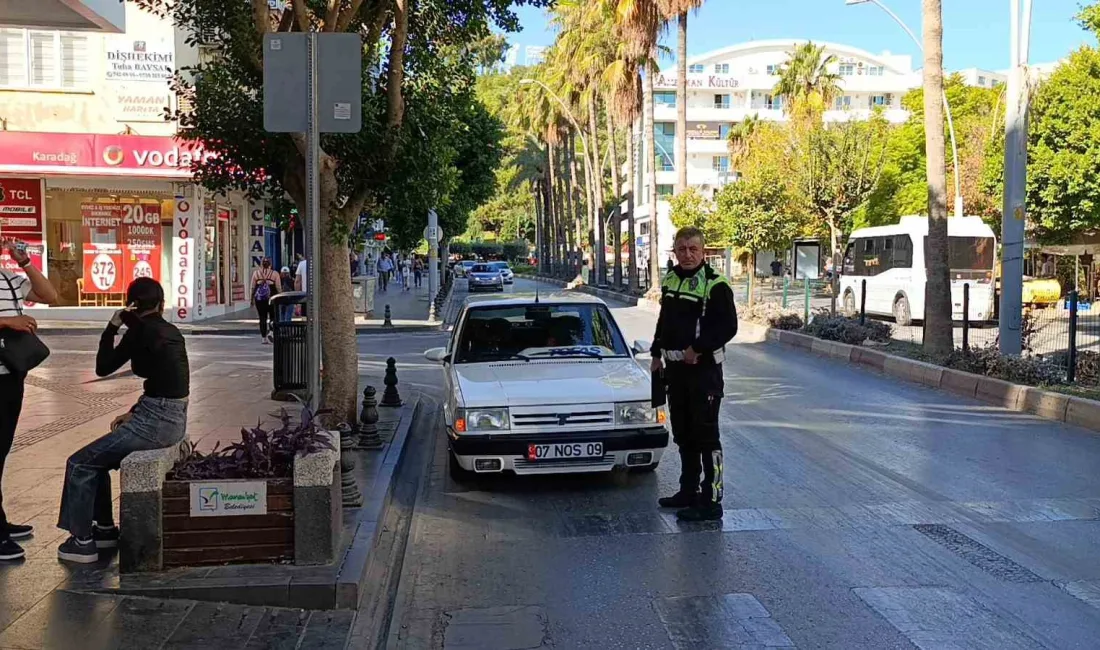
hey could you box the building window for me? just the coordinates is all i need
[657,184,675,198]
[689,63,705,74]
[867,66,884,76]
[655,91,677,107]
[764,94,783,110]
[0,28,89,89]
[655,123,675,171]
[977,75,987,86]
[870,95,889,107]
[838,63,855,76]
[713,94,730,109]
[719,123,731,138]
[714,63,729,74]
[992,79,1003,88]
[639,222,650,236]
[766,64,781,75]
[712,156,730,173]
[835,95,852,110]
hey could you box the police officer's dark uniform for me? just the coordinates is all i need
[651,261,737,521]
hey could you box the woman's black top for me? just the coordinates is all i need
[96,312,190,398]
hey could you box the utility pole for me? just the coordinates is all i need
[999,0,1033,355]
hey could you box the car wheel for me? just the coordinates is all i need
[842,290,857,317]
[893,295,912,327]
[449,450,474,482]
[630,462,659,474]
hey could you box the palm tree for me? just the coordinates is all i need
[922,0,952,354]
[773,42,843,120]
[662,0,706,194]
[603,47,643,292]
[726,113,758,174]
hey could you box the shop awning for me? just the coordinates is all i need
[0,0,124,32]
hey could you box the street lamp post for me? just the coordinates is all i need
[519,78,594,281]
[845,0,964,219]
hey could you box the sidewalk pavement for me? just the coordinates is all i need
[0,340,416,647]
[34,280,439,335]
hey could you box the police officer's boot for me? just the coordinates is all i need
[676,449,723,521]
[659,449,704,508]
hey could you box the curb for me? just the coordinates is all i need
[757,324,1100,433]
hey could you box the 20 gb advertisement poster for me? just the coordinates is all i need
[82,201,162,294]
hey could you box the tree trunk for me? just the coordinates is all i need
[581,132,596,281]
[645,58,661,294]
[608,114,622,288]
[568,133,584,278]
[626,120,638,293]
[748,250,757,307]
[588,94,604,285]
[676,11,689,194]
[541,175,553,274]
[385,0,409,134]
[561,141,576,273]
[922,0,952,355]
[547,140,559,275]
[532,179,544,274]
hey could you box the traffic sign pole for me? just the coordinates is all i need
[306,32,322,413]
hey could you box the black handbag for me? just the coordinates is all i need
[0,272,50,374]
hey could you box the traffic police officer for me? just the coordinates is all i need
[651,226,737,521]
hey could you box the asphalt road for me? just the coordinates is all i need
[383,278,1100,650]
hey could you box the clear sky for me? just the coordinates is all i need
[509,0,1091,71]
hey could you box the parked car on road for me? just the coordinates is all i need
[466,263,505,292]
[489,261,515,284]
[455,260,478,278]
[423,294,669,478]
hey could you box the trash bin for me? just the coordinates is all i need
[270,291,307,400]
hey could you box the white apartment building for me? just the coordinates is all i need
[0,2,273,322]
[630,40,917,266]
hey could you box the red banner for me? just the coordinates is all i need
[0,132,214,178]
[0,178,44,277]
[82,202,124,294]
[121,202,161,285]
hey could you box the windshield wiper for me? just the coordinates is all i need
[476,352,530,362]
[530,348,605,359]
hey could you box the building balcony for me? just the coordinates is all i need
[823,108,910,124]
[0,0,124,31]
[686,138,730,155]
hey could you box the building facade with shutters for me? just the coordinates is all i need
[0,3,263,323]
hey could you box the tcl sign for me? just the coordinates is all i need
[0,132,216,178]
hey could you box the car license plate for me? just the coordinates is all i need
[527,442,604,460]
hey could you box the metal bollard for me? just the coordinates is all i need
[962,283,970,352]
[381,357,403,407]
[338,423,363,507]
[358,386,383,449]
[1068,289,1079,383]
[803,279,811,325]
[383,304,393,328]
[782,276,789,308]
[860,279,867,325]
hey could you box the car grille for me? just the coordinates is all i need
[513,455,616,474]
[510,407,614,429]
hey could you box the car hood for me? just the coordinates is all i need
[454,358,649,407]
[469,272,500,279]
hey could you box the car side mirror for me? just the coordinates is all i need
[632,340,651,356]
[424,347,449,364]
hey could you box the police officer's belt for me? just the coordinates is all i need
[662,349,725,364]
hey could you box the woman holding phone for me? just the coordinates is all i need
[0,237,57,561]
[56,277,190,563]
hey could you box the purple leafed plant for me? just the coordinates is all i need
[169,405,337,480]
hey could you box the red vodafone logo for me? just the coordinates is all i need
[102,145,125,166]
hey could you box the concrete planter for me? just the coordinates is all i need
[119,431,340,573]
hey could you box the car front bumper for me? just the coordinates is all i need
[449,427,669,475]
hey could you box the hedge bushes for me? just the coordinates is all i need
[946,345,1066,387]
[742,302,804,330]
[803,314,892,345]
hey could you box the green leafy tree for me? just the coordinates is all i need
[716,170,804,256]
[668,187,715,238]
[773,42,843,121]
[1026,4,1100,242]
[132,0,542,423]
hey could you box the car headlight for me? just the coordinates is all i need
[456,408,510,433]
[615,401,663,425]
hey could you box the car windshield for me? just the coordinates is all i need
[471,264,494,273]
[490,262,510,271]
[454,303,630,364]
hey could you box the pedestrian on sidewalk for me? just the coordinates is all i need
[402,256,412,291]
[0,237,59,561]
[651,226,737,522]
[378,254,393,292]
[770,258,783,289]
[294,255,308,318]
[413,256,423,288]
[277,266,295,323]
[250,258,279,344]
[57,278,190,564]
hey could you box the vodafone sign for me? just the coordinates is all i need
[0,131,215,178]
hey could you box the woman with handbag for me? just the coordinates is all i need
[56,277,190,563]
[0,237,58,561]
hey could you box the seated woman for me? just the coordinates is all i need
[56,278,190,564]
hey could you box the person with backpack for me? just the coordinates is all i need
[0,236,58,561]
[250,258,279,343]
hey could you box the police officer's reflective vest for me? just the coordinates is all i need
[660,266,730,364]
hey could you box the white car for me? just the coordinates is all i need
[424,294,669,478]
[489,261,515,284]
